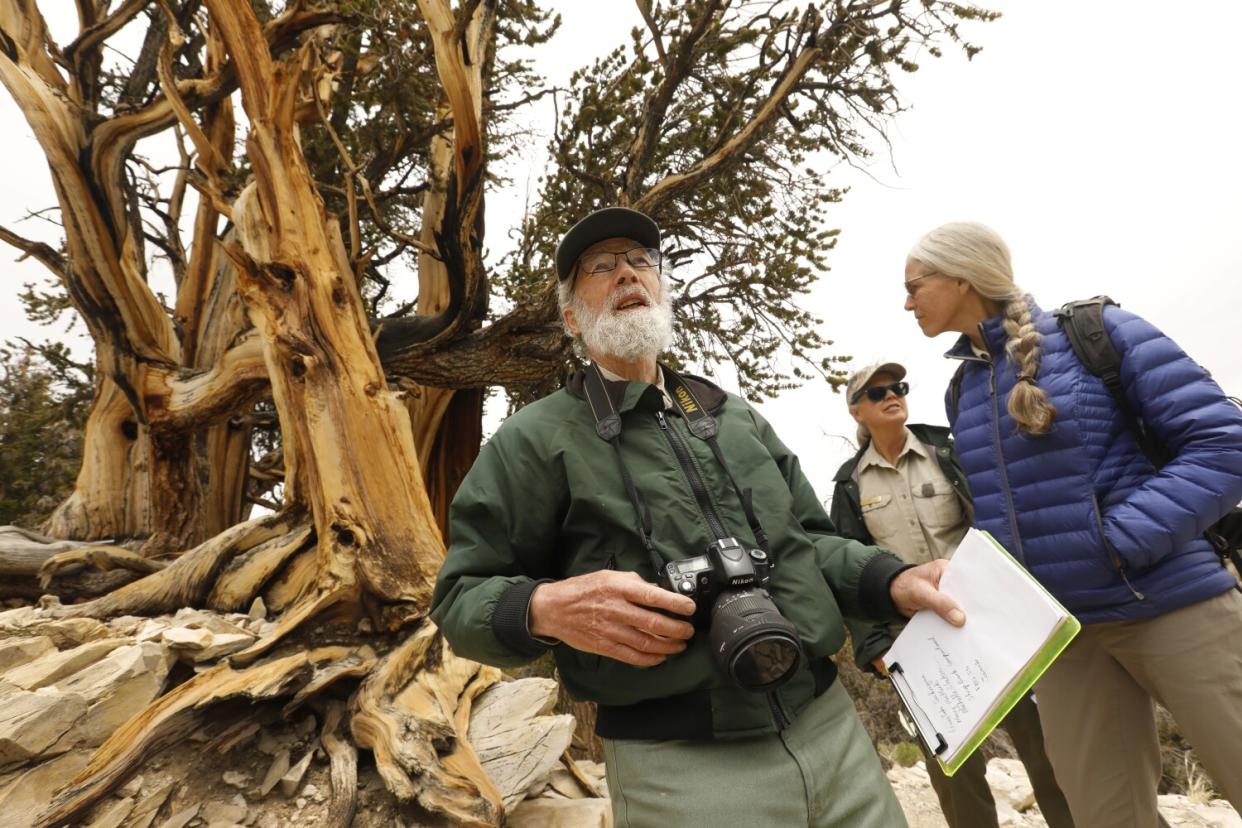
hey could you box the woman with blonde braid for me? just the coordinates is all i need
[903,222,1242,828]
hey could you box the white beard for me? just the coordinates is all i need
[572,284,675,363]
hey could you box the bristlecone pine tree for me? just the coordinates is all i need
[0,1,995,824]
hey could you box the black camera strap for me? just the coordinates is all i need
[582,363,771,560]
[582,364,667,577]
[665,370,770,555]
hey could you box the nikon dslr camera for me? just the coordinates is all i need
[658,537,803,691]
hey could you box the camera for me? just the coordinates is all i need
[659,537,804,691]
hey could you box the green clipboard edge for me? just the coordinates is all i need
[936,530,1082,777]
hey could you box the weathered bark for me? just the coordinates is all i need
[403,2,496,532]
[206,0,443,622]
[35,646,350,827]
[351,623,504,826]
[2,3,335,554]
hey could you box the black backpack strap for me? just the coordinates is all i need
[948,361,966,426]
[1054,296,1169,468]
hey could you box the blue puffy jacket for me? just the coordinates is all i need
[946,301,1242,623]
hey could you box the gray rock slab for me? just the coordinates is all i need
[0,636,54,672]
[0,749,92,828]
[50,641,173,750]
[0,688,88,768]
[508,797,612,828]
[468,678,559,742]
[2,638,128,690]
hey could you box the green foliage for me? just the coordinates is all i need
[0,343,92,528]
[504,0,997,400]
[298,0,561,317]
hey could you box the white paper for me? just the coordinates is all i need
[881,528,1068,762]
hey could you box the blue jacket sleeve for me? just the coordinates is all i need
[1101,306,1242,568]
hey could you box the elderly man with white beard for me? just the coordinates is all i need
[431,207,963,827]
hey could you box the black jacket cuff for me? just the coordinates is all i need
[492,579,557,658]
[858,554,913,623]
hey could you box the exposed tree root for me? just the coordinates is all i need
[229,586,347,665]
[351,623,505,827]
[41,512,305,621]
[35,646,352,827]
[38,546,166,588]
[319,700,358,828]
[206,524,314,612]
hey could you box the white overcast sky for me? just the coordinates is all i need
[1,1,1239,503]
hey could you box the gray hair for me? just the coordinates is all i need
[909,222,1057,435]
[557,269,672,358]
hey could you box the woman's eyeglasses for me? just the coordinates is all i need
[850,381,910,405]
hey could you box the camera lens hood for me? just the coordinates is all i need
[709,589,803,691]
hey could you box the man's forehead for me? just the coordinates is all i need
[580,236,643,257]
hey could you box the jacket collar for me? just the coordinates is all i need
[565,362,728,415]
[832,423,953,483]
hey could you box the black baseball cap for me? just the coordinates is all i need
[555,207,661,281]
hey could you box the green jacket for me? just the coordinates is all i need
[431,366,908,740]
[829,424,972,672]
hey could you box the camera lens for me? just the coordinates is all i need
[708,588,803,691]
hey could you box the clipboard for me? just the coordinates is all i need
[888,661,948,757]
[880,529,1080,776]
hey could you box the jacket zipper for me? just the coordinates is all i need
[767,691,791,730]
[655,410,729,540]
[1091,494,1145,600]
[657,412,790,729]
[987,360,1028,566]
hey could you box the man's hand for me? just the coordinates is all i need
[529,570,696,667]
[889,560,965,627]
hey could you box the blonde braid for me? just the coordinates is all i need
[1000,295,1057,434]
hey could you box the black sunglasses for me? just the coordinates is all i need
[851,381,910,405]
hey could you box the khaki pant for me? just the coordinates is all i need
[602,682,906,828]
[1036,588,1242,828]
[921,691,1075,828]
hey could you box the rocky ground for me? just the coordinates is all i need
[888,759,1242,828]
[2,599,1238,828]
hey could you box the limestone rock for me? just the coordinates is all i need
[49,641,173,750]
[473,712,576,810]
[201,797,247,826]
[0,688,88,768]
[83,796,134,828]
[248,597,267,623]
[278,750,314,797]
[469,678,559,740]
[0,636,54,672]
[509,797,613,828]
[2,638,127,690]
[257,749,290,798]
[126,781,176,828]
[0,749,92,828]
[223,770,249,789]
[547,767,589,799]
[155,805,199,828]
[162,627,213,650]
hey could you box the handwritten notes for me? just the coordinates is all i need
[883,529,1076,770]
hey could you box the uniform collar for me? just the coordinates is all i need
[857,426,925,472]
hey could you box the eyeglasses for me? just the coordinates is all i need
[850,381,910,405]
[577,247,662,276]
[904,270,941,298]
